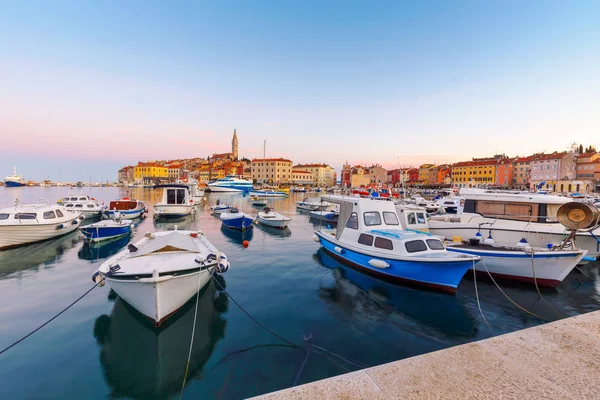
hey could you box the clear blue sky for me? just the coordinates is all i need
[1,1,599,181]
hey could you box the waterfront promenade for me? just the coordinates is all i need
[255,310,600,399]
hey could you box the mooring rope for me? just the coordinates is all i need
[0,279,103,355]
[528,249,565,319]
[472,260,495,336]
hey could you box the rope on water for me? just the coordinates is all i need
[293,335,312,386]
[479,259,549,321]
[472,260,495,336]
[0,279,103,356]
[178,263,206,400]
[528,249,565,319]
[207,269,370,371]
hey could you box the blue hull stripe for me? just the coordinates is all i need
[222,217,254,230]
[4,182,25,187]
[80,226,131,240]
[317,233,472,293]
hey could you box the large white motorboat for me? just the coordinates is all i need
[4,167,26,187]
[153,184,195,218]
[207,176,253,192]
[313,195,479,294]
[396,203,587,287]
[428,188,600,258]
[0,203,83,250]
[93,230,230,326]
[59,194,106,220]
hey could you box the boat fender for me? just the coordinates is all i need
[206,253,218,263]
[312,234,320,243]
[334,246,345,254]
[368,259,389,269]
[56,224,64,230]
[92,271,105,287]
[516,238,529,248]
[79,215,86,220]
[72,219,78,225]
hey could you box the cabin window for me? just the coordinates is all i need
[363,212,381,226]
[346,213,359,229]
[426,239,445,250]
[374,237,393,250]
[405,240,428,253]
[475,200,539,222]
[416,213,426,224]
[79,197,87,201]
[56,210,64,217]
[407,212,417,225]
[167,189,176,204]
[0,213,9,220]
[14,213,36,220]
[43,211,56,219]
[358,233,374,246]
[65,203,74,207]
[177,189,186,204]
[383,212,399,225]
[87,204,95,208]
[75,204,83,208]
[70,197,78,201]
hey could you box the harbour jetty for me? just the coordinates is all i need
[254,310,600,399]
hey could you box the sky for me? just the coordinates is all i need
[1,1,599,182]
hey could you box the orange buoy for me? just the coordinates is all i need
[243,240,249,248]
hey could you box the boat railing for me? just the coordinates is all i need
[467,213,555,224]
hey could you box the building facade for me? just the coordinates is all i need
[133,162,169,183]
[350,166,371,188]
[293,163,336,187]
[494,158,514,187]
[291,170,314,185]
[251,158,293,183]
[368,165,387,185]
[451,160,496,187]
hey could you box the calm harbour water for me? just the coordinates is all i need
[1,187,600,399]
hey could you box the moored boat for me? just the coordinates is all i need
[309,209,339,223]
[0,203,82,250]
[249,190,288,198]
[250,196,268,207]
[79,219,133,242]
[59,194,106,220]
[105,198,147,220]
[93,230,230,326]
[313,195,479,294]
[4,167,26,187]
[220,209,254,231]
[207,176,253,192]
[210,201,231,214]
[153,184,195,218]
[257,207,291,229]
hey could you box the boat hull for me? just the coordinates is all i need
[153,204,193,218]
[257,217,289,229]
[106,268,212,326]
[107,208,145,220]
[79,225,132,242]
[0,219,80,250]
[447,247,585,287]
[316,232,472,294]
[429,223,600,259]
[221,216,254,231]
[4,181,25,187]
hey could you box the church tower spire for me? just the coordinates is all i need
[232,129,239,160]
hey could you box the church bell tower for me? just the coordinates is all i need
[232,129,239,160]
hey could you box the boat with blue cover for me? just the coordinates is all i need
[249,190,288,198]
[313,195,479,294]
[79,219,133,242]
[220,209,254,231]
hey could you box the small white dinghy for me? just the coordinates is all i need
[257,207,291,229]
[93,230,229,327]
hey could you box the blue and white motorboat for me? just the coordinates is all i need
[220,209,254,231]
[313,195,479,294]
[210,201,232,214]
[207,176,253,192]
[4,167,25,187]
[249,190,288,198]
[79,219,133,242]
[309,209,339,223]
[105,198,147,220]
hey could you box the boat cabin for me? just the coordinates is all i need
[61,195,94,204]
[159,185,190,205]
[0,204,70,224]
[459,188,571,223]
[395,204,430,233]
[109,199,141,211]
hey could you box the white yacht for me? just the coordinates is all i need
[4,167,25,187]
[59,194,106,220]
[153,184,195,218]
[429,188,600,258]
[0,203,82,250]
[207,176,253,192]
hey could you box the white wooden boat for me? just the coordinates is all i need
[250,196,268,207]
[153,184,194,218]
[106,198,147,220]
[297,197,331,211]
[93,230,229,326]
[0,203,83,250]
[210,202,231,214]
[309,210,339,223]
[79,219,133,242]
[257,207,291,229]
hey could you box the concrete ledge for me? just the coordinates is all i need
[253,311,600,399]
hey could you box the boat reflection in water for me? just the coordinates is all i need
[77,233,132,262]
[220,224,253,245]
[314,248,476,337]
[0,231,81,279]
[94,281,228,399]
[256,223,291,238]
[153,214,195,230]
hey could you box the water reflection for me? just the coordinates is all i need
[314,249,476,337]
[257,224,292,238]
[94,281,228,399]
[220,224,253,245]
[77,234,132,262]
[0,231,81,279]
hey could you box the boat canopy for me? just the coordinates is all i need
[132,232,200,257]
[320,195,358,239]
